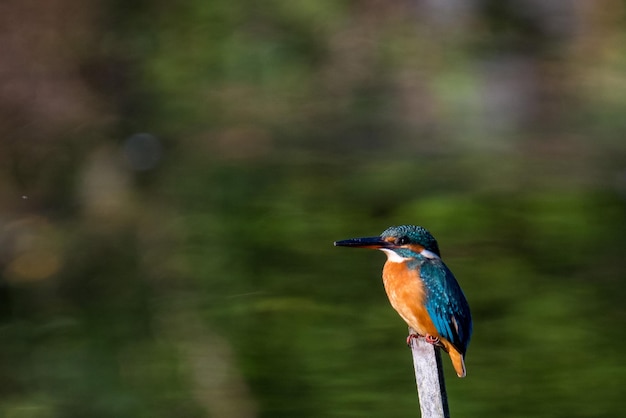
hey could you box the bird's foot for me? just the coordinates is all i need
[406,333,443,348]
[425,334,442,347]
[406,333,420,347]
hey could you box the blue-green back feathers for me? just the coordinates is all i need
[416,258,472,355]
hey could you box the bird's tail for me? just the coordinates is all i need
[448,349,466,378]
[440,339,466,377]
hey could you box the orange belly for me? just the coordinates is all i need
[382,261,439,337]
[382,261,467,377]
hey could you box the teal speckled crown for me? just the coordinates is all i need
[380,225,441,256]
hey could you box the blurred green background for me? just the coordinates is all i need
[1,1,625,417]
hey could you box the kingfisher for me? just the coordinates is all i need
[334,225,472,377]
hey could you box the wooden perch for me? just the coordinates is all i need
[409,327,450,418]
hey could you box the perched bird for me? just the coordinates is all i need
[334,225,472,377]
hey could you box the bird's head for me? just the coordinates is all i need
[334,225,441,262]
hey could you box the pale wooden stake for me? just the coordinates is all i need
[409,327,450,418]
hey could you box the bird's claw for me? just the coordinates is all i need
[406,333,420,347]
[425,334,442,346]
[406,333,443,348]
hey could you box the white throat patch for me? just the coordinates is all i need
[379,248,441,262]
[380,248,409,263]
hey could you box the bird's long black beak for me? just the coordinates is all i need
[334,236,390,249]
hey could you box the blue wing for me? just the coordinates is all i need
[417,258,472,355]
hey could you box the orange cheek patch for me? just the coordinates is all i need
[406,244,425,254]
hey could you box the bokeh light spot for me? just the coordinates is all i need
[123,132,163,171]
[6,250,61,282]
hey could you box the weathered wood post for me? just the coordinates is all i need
[409,327,450,418]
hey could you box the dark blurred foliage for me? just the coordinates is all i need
[0,1,625,417]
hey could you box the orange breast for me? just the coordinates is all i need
[382,261,467,377]
[382,261,439,337]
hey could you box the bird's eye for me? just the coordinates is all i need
[396,236,409,245]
